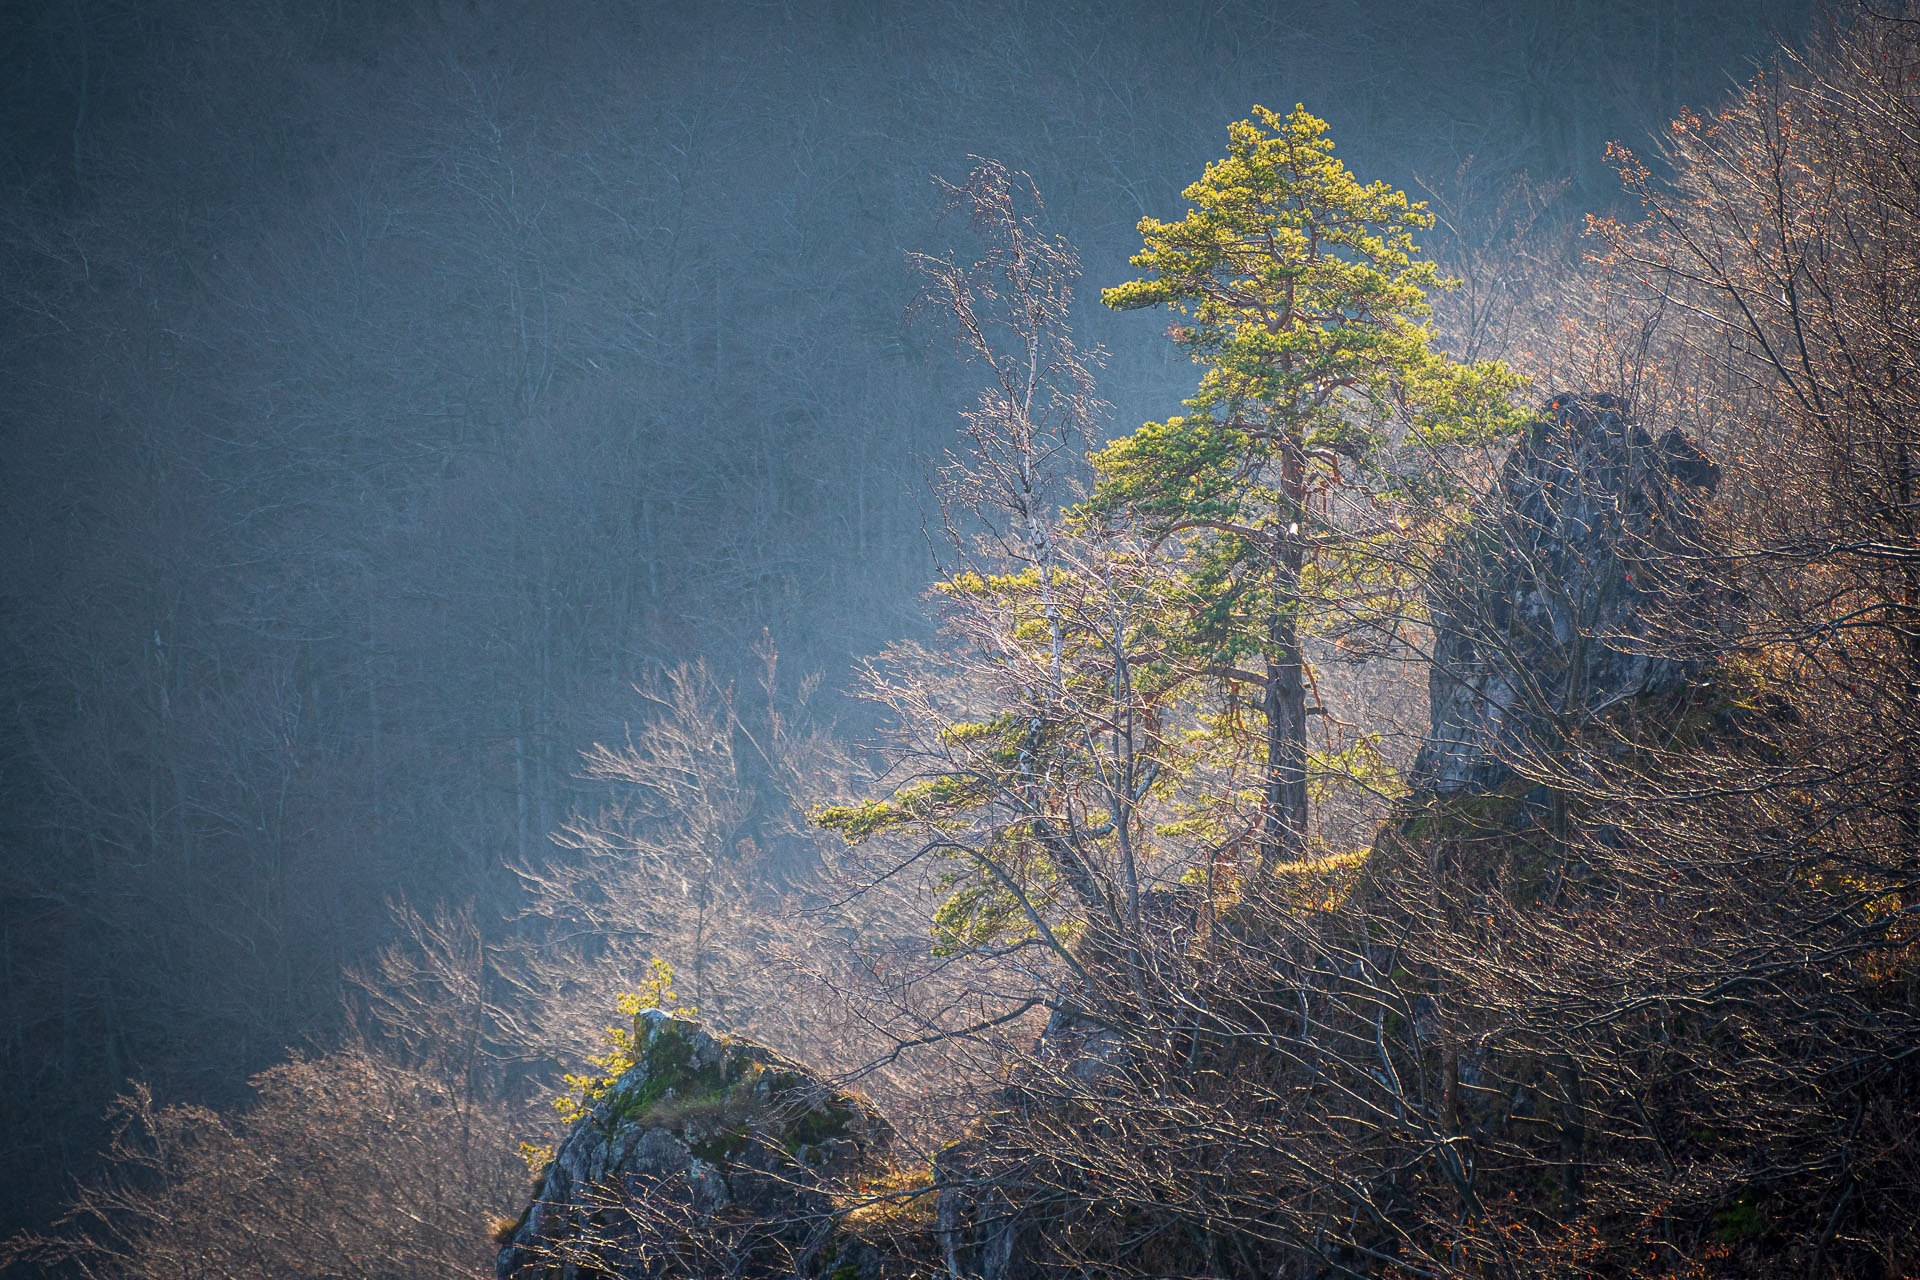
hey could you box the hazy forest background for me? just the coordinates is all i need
[0,0,1812,1257]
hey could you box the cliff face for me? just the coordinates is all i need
[1411,393,1718,794]
[496,1010,894,1280]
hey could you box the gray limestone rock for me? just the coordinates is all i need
[496,1009,890,1280]
[1410,394,1718,794]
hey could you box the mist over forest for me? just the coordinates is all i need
[22,1,1914,1274]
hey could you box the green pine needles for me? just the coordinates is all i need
[1092,103,1524,874]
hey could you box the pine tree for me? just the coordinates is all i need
[1091,104,1522,874]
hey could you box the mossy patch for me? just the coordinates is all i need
[1712,1192,1765,1242]
[783,1097,858,1150]
[598,1033,876,1178]
[1263,847,1371,910]
[603,1018,721,1129]
[687,1121,751,1165]
[1396,778,1538,844]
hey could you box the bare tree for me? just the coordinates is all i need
[515,642,869,1070]
[4,905,532,1280]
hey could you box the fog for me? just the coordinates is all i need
[0,0,1806,1234]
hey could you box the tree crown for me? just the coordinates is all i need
[1102,105,1445,430]
[1090,105,1523,533]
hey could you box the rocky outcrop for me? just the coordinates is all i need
[1410,393,1718,794]
[497,1010,893,1280]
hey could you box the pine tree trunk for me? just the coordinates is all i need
[1259,439,1311,875]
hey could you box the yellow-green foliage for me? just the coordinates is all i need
[1087,103,1526,739]
[1306,733,1405,803]
[935,566,1045,597]
[543,959,697,1141]
[1265,847,1370,910]
[810,773,990,842]
[931,874,1039,956]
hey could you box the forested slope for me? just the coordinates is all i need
[0,0,1820,1259]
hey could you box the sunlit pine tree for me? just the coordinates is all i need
[1091,104,1524,876]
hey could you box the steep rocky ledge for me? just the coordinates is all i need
[1411,392,1718,794]
[496,1010,895,1280]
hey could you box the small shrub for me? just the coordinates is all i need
[549,959,697,1130]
